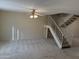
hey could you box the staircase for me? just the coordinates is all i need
[45,16,70,49]
[61,15,78,28]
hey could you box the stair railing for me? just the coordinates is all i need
[48,16,64,48]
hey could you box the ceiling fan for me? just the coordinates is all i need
[30,9,39,19]
[25,8,45,19]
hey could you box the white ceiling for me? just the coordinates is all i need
[0,0,79,15]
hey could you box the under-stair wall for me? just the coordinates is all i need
[51,13,70,26]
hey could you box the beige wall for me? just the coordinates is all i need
[0,11,48,40]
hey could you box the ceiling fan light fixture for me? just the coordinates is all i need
[30,9,38,19]
[30,14,38,19]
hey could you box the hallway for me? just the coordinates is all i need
[0,39,79,59]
